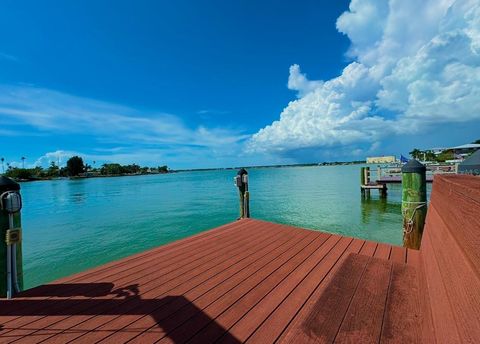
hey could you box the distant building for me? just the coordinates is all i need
[428,143,480,157]
[431,147,446,155]
[366,156,396,164]
[450,143,480,157]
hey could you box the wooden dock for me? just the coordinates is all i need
[0,174,479,343]
[0,220,415,343]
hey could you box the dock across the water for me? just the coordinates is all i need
[0,175,479,343]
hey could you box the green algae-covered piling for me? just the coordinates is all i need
[0,176,24,298]
[235,168,250,218]
[401,160,427,249]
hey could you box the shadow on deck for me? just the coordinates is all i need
[0,284,240,343]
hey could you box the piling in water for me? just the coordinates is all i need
[364,166,370,185]
[235,168,250,219]
[401,160,427,249]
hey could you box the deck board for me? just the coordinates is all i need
[334,256,392,343]
[244,238,364,344]
[0,219,407,344]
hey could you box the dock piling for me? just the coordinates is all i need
[364,166,370,184]
[360,167,371,197]
[234,168,250,219]
[401,159,427,249]
[0,176,24,298]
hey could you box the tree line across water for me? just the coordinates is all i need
[1,156,169,181]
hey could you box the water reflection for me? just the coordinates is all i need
[361,196,401,225]
[68,180,87,204]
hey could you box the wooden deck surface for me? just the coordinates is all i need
[0,219,416,343]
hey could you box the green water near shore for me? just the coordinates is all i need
[19,165,429,289]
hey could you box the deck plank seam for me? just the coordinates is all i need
[331,255,371,343]
[184,232,331,344]
[235,236,350,343]
[378,260,395,344]
[120,227,319,343]
[272,237,361,343]
[212,233,336,343]
[153,230,322,343]
[235,235,347,344]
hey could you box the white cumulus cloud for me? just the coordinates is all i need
[249,0,480,157]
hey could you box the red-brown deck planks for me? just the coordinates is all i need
[334,255,392,343]
[380,262,422,344]
[0,174,476,343]
[0,219,410,343]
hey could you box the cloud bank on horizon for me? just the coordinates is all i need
[248,0,480,157]
[0,85,251,168]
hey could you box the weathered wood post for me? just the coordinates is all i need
[234,168,250,219]
[360,167,371,197]
[379,183,387,198]
[401,160,427,249]
[0,176,24,298]
[360,167,366,197]
[364,166,370,184]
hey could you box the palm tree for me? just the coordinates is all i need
[409,149,421,159]
[21,157,26,168]
[1,157,4,174]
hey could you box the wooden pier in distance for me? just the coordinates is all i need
[0,175,479,343]
[360,166,388,197]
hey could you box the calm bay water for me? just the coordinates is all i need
[19,165,428,288]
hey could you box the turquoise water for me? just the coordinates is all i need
[19,165,425,289]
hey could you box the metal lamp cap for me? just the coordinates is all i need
[0,176,20,193]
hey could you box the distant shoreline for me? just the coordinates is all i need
[174,160,366,172]
[11,160,367,182]
[13,171,170,183]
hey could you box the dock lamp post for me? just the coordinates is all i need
[0,176,23,298]
[234,169,250,219]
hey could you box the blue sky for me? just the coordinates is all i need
[1,0,479,169]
